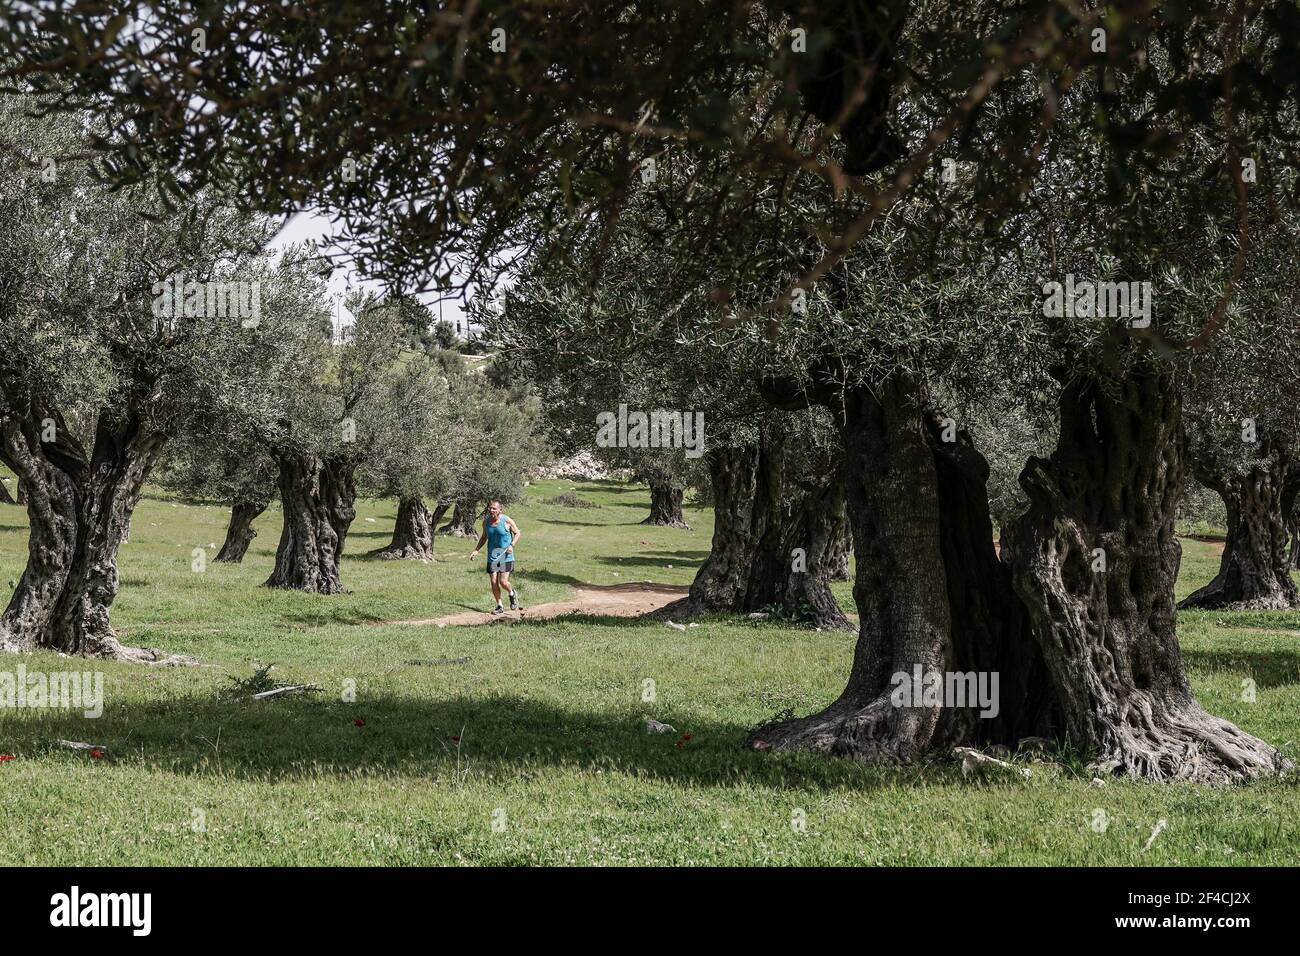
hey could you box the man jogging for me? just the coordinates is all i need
[469,500,522,615]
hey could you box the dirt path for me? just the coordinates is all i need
[393,582,692,628]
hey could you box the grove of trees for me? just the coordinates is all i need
[4,1,1300,784]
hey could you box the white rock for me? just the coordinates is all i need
[644,719,677,735]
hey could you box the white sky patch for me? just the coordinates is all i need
[268,210,481,339]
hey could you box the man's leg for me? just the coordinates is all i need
[488,571,502,608]
[500,569,518,609]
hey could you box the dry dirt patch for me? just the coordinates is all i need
[393,581,692,628]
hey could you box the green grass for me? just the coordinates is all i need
[0,476,1296,865]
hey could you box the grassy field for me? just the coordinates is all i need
[0,476,1297,866]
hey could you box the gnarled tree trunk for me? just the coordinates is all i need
[1179,442,1299,610]
[0,402,183,661]
[440,498,479,537]
[216,499,269,564]
[1286,467,1300,571]
[642,480,690,529]
[1004,368,1289,782]
[265,450,356,594]
[371,496,435,561]
[750,377,1056,759]
[824,523,851,581]
[657,428,851,630]
[430,500,452,533]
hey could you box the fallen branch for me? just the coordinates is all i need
[250,684,322,700]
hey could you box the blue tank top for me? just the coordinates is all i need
[485,514,513,561]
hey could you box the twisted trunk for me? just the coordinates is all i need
[440,498,479,537]
[1285,468,1300,570]
[0,404,179,660]
[751,377,1056,759]
[642,480,690,529]
[264,450,356,594]
[216,499,269,564]
[371,496,435,561]
[1179,442,1299,610]
[658,429,850,630]
[1004,368,1288,782]
[825,522,851,581]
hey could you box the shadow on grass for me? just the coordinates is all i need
[536,518,605,527]
[512,569,586,587]
[6,688,922,794]
[1183,648,1300,689]
[282,609,388,627]
[569,483,643,495]
[595,555,704,570]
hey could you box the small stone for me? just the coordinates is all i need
[645,719,676,735]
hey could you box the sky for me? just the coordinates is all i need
[268,210,482,340]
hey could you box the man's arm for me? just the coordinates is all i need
[469,525,488,559]
[506,518,521,553]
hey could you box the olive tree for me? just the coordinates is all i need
[0,93,272,658]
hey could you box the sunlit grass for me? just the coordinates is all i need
[0,475,1295,865]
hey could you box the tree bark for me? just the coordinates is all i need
[824,523,851,581]
[216,499,269,564]
[0,403,182,661]
[16,480,26,505]
[1179,442,1299,610]
[750,377,1056,759]
[1003,368,1289,782]
[370,496,435,561]
[0,478,14,505]
[1281,463,1300,571]
[264,450,356,593]
[657,426,851,630]
[1289,509,1300,571]
[440,498,479,537]
[641,480,690,529]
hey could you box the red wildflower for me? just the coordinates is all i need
[0,755,15,762]
[681,732,693,742]
[89,750,104,759]
[675,740,684,748]
[354,719,365,727]
[450,735,461,742]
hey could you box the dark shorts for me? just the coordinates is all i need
[486,558,515,574]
